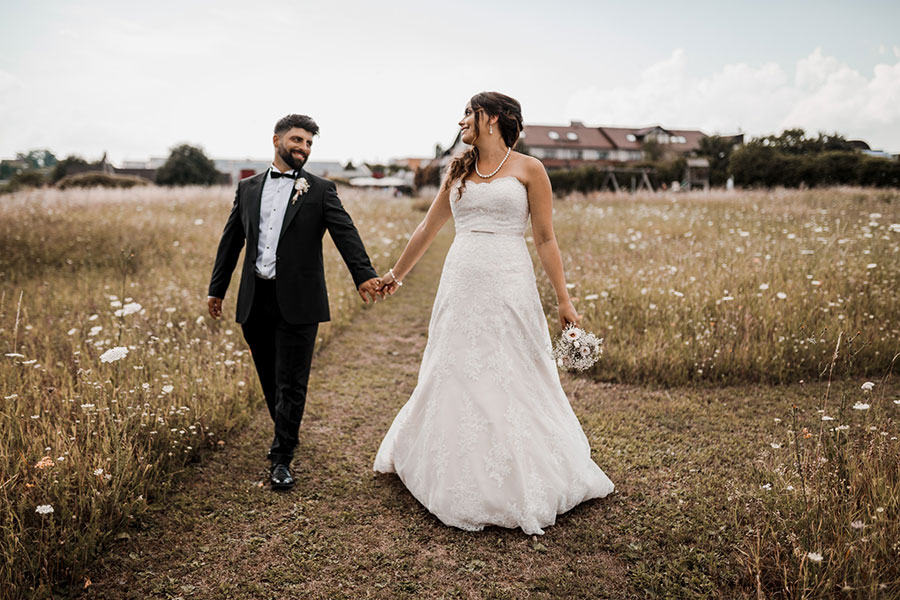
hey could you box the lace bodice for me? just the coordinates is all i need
[451,177,529,237]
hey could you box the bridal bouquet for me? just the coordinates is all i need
[552,325,603,371]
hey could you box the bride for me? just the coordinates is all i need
[373,92,614,535]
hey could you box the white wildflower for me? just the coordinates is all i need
[866,263,877,269]
[162,385,174,394]
[861,381,875,391]
[770,443,781,449]
[99,346,129,363]
[776,292,787,300]
[807,552,823,563]
[584,294,599,301]
[759,283,769,290]
[93,468,104,476]
[35,504,54,515]
[114,302,142,317]
[821,416,834,421]
[852,403,870,411]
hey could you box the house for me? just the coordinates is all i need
[427,122,727,173]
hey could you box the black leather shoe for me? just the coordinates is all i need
[270,464,294,491]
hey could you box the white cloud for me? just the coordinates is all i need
[567,48,900,152]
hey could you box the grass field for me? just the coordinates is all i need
[1,185,898,598]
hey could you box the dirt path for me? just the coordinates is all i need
[77,229,629,599]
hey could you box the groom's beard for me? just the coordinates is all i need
[278,143,308,171]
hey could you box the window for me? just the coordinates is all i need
[582,149,600,160]
[531,148,546,159]
[548,131,560,140]
[566,132,578,141]
[520,132,527,139]
[626,134,637,142]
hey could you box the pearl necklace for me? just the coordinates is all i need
[474,146,511,179]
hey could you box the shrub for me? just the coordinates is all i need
[56,172,151,190]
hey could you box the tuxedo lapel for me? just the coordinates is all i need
[245,172,266,246]
[279,168,311,241]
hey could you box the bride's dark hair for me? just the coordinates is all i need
[443,92,524,195]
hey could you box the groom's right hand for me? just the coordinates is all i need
[208,297,223,319]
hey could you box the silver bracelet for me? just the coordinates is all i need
[389,268,403,286]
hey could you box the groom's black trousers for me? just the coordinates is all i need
[241,276,318,466]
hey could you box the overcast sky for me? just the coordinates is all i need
[2,0,899,164]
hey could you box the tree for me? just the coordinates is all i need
[155,144,223,186]
[16,149,58,169]
[51,155,91,184]
[697,135,736,186]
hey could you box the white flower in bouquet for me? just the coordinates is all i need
[552,325,603,371]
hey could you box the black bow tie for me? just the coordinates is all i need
[270,170,297,179]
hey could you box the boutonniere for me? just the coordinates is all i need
[292,177,310,204]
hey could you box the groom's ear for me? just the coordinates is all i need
[272,133,280,148]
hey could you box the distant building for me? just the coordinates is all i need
[427,122,737,172]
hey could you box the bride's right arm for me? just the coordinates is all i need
[382,181,453,289]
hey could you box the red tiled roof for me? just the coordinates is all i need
[597,127,643,150]
[522,122,615,150]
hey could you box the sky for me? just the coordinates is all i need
[2,0,899,165]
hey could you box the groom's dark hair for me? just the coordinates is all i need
[275,114,319,137]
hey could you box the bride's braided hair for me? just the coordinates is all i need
[444,92,524,196]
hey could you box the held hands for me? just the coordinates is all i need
[377,269,403,296]
[558,299,580,331]
[358,277,385,304]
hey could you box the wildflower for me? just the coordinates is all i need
[584,294,599,301]
[88,326,103,337]
[162,385,174,394]
[5,353,24,358]
[776,292,787,300]
[760,483,772,490]
[852,403,870,410]
[99,346,129,363]
[195,316,204,325]
[34,456,54,469]
[194,218,204,225]
[861,381,875,391]
[835,425,850,431]
[566,328,582,341]
[759,283,769,290]
[866,263,877,269]
[93,468,104,476]
[80,403,95,410]
[894,400,900,405]
[810,280,821,286]
[821,415,834,421]
[114,302,142,317]
[35,504,54,515]
[807,552,823,563]
[769,442,781,449]
[67,328,77,335]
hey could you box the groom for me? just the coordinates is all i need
[207,114,382,490]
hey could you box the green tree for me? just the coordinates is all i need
[155,144,222,186]
[697,135,736,186]
[51,155,91,184]
[16,149,58,169]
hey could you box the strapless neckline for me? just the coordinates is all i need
[461,176,526,191]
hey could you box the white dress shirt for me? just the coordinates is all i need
[255,165,297,279]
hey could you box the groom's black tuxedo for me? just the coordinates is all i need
[208,168,376,466]
[209,169,376,324]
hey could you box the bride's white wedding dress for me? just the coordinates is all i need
[373,176,614,535]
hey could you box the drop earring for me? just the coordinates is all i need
[489,124,493,135]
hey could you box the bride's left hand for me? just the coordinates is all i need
[558,300,580,330]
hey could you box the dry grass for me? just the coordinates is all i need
[2,185,899,598]
[541,187,900,385]
[0,185,419,597]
